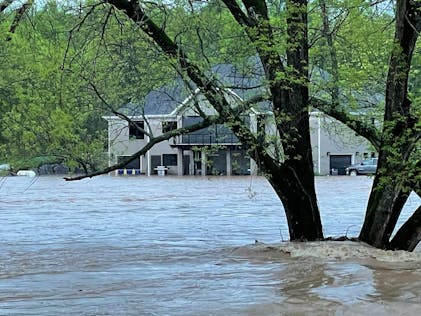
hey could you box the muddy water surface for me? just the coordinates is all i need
[0,176,420,315]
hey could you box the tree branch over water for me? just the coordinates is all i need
[65,115,223,181]
[63,0,419,248]
[310,97,382,151]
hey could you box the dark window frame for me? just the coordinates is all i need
[162,121,177,134]
[129,121,145,139]
[163,154,178,166]
[117,155,140,169]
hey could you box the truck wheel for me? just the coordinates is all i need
[350,170,357,176]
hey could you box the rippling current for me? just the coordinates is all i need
[1,175,420,315]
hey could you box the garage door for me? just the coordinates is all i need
[329,155,351,175]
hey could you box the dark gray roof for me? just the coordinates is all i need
[117,77,190,116]
[116,102,145,116]
[210,59,266,100]
[143,77,191,115]
[116,57,383,116]
[117,58,268,116]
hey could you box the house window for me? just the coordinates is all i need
[163,154,177,166]
[129,121,145,139]
[162,121,177,134]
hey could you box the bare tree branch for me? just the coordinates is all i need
[221,0,286,81]
[85,77,153,138]
[310,97,382,150]
[319,0,340,105]
[64,67,153,138]
[63,3,100,69]
[0,0,13,13]
[220,0,254,27]
[6,0,32,41]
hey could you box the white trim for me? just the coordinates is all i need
[169,88,202,115]
[107,121,111,169]
[103,86,265,122]
[226,147,231,176]
[103,114,177,120]
[104,107,324,122]
[317,116,321,174]
[201,150,206,176]
[146,124,151,176]
[140,155,143,172]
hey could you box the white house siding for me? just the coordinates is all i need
[106,112,375,176]
[108,117,179,175]
[309,113,374,175]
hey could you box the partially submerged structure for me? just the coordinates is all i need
[104,63,375,176]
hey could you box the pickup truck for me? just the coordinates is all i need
[345,158,378,176]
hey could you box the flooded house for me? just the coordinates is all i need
[103,64,375,176]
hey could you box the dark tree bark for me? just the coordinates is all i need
[0,0,14,13]
[390,205,421,251]
[313,0,420,250]
[220,0,323,240]
[275,0,323,240]
[359,0,421,249]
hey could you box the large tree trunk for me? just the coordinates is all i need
[109,0,324,241]
[264,0,323,240]
[359,0,420,249]
[263,132,323,240]
[255,98,322,240]
[205,0,324,240]
[359,172,410,248]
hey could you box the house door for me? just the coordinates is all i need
[151,155,161,174]
[183,155,190,175]
[329,155,351,175]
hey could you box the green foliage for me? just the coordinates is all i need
[11,155,58,170]
[309,0,393,119]
[0,2,107,172]
[0,0,418,180]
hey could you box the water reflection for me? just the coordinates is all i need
[0,175,420,315]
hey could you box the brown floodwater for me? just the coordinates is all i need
[0,175,420,315]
